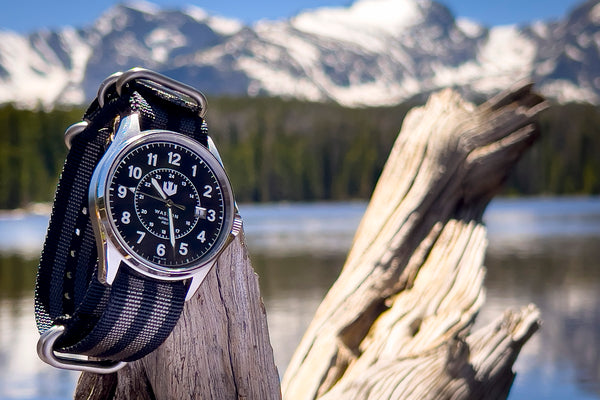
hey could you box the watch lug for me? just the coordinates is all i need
[98,242,124,286]
[113,113,142,143]
[185,264,214,301]
[90,112,141,287]
[206,136,225,167]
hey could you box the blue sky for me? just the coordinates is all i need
[0,0,584,34]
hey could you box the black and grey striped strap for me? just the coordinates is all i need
[35,70,207,368]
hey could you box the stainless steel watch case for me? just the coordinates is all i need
[88,113,242,300]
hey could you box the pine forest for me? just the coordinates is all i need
[0,98,598,210]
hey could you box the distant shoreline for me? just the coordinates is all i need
[2,195,599,215]
[0,203,52,217]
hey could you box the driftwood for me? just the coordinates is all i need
[282,84,545,399]
[75,82,545,399]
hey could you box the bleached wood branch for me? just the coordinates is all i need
[282,83,545,400]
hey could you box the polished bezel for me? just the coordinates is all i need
[91,129,236,282]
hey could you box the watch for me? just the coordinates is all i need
[35,68,242,373]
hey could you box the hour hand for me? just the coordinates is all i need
[151,178,168,199]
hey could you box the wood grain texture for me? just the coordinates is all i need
[281,83,545,400]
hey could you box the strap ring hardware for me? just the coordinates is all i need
[37,325,127,374]
[64,71,123,148]
[97,68,208,118]
[63,121,89,149]
[96,71,124,109]
[70,68,208,149]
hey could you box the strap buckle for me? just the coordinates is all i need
[37,325,127,374]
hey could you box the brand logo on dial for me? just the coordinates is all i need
[163,181,178,196]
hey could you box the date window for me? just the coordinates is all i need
[195,206,207,219]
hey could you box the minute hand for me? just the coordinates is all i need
[168,207,176,249]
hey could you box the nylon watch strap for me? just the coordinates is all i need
[35,72,208,371]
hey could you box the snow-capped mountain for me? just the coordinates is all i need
[0,0,598,108]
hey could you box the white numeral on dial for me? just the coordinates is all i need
[168,152,181,166]
[179,242,188,255]
[136,230,146,244]
[157,243,166,257]
[121,211,131,224]
[147,153,157,166]
[197,230,206,243]
[203,185,212,198]
[207,209,216,222]
[128,165,142,179]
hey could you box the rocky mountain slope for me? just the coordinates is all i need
[0,0,598,107]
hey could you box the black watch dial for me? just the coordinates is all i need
[107,139,228,269]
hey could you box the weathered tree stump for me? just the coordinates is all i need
[75,233,282,399]
[281,83,546,399]
[74,82,545,399]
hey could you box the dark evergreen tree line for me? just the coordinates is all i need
[506,103,600,195]
[0,105,81,209]
[0,99,597,209]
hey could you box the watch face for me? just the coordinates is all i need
[105,135,232,271]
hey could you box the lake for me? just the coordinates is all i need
[1,197,600,399]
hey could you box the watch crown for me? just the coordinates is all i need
[231,214,243,237]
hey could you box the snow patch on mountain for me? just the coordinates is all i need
[145,27,187,63]
[541,79,599,103]
[184,5,243,36]
[56,28,94,104]
[456,18,485,38]
[94,6,131,36]
[0,28,91,107]
[530,21,550,39]
[291,0,426,50]
[123,0,160,15]
[591,2,600,23]
[479,25,536,77]
[408,23,538,97]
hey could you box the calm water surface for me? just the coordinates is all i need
[0,197,599,399]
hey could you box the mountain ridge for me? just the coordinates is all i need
[0,0,598,108]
